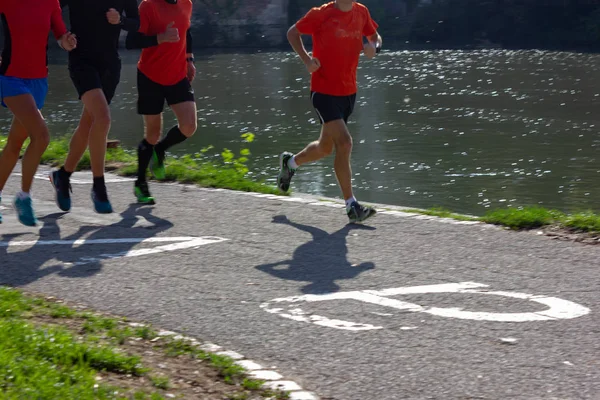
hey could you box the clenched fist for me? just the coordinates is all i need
[106,8,121,25]
[304,57,321,74]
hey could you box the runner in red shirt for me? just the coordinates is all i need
[0,0,76,226]
[277,0,382,224]
[126,0,196,204]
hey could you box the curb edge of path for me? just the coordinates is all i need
[133,324,320,400]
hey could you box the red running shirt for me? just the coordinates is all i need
[137,0,192,86]
[295,2,379,96]
[0,0,67,79]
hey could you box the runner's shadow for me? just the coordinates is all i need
[0,204,173,285]
[255,215,376,294]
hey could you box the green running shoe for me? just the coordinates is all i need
[149,149,166,180]
[134,181,155,205]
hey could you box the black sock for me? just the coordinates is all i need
[93,176,105,191]
[59,166,72,178]
[155,126,188,157]
[137,139,154,183]
[92,176,108,201]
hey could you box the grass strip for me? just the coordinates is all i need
[0,287,290,399]
[0,133,283,196]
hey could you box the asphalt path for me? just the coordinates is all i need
[1,165,598,400]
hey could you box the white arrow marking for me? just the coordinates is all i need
[2,236,229,267]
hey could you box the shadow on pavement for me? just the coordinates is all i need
[0,204,173,286]
[255,215,376,294]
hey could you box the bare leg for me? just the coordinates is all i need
[80,89,111,178]
[3,94,50,193]
[144,114,163,145]
[0,117,29,191]
[170,101,197,138]
[295,119,353,200]
[63,107,93,172]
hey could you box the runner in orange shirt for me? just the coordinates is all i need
[126,0,196,204]
[277,0,382,223]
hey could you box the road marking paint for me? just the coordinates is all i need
[261,282,591,330]
[2,236,229,267]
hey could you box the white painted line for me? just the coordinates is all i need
[261,282,591,330]
[216,350,244,360]
[199,343,222,352]
[235,360,264,371]
[2,236,229,268]
[289,392,320,400]
[263,380,303,391]
[1,236,225,248]
[249,370,284,381]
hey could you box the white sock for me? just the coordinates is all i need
[16,191,30,200]
[287,156,298,170]
[345,196,357,209]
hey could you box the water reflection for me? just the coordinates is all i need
[1,49,599,215]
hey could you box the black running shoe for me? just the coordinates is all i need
[49,170,72,212]
[347,201,377,223]
[277,151,296,192]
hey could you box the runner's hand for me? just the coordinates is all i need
[187,61,196,82]
[106,8,121,25]
[304,57,320,74]
[158,22,180,44]
[59,32,77,51]
[363,41,376,59]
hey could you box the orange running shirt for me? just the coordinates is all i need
[295,2,378,96]
[137,0,192,86]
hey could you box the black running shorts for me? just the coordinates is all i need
[136,69,195,115]
[311,91,357,124]
[68,52,121,105]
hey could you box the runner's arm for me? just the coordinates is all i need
[186,28,193,59]
[124,1,159,49]
[125,31,159,49]
[287,25,311,65]
[367,32,382,52]
[121,0,143,32]
[51,0,68,40]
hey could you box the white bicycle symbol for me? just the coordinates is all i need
[260,282,591,331]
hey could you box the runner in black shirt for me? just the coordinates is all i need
[49,0,178,214]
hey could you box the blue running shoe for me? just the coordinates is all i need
[49,170,72,212]
[14,195,37,226]
[91,185,113,214]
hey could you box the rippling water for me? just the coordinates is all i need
[1,49,599,215]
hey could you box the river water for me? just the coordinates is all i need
[1,49,599,216]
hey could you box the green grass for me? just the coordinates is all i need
[150,375,170,390]
[0,287,289,399]
[480,206,561,230]
[481,206,600,233]
[0,291,148,399]
[561,211,600,232]
[0,133,283,196]
[379,205,600,234]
